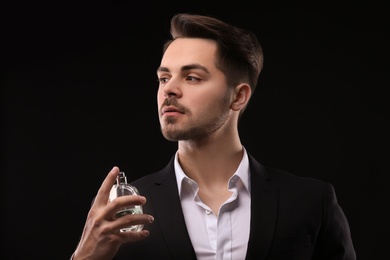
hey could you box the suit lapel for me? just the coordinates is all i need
[245,154,278,260]
[147,154,278,260]
[149,159,197,260]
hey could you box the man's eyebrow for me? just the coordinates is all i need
[157,66,169,73]
[157,64,210,74]
[182,64,210,74]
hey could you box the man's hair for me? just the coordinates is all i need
[162,13,264,99]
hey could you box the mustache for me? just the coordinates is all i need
[162,98,178,107]
[160,98,187,113]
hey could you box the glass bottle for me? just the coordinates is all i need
[109,171,144,232]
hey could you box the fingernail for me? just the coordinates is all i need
[149,216,154,223]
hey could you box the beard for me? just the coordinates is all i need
[159,94,231,142]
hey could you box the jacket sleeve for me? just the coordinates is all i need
[313,183,356,260]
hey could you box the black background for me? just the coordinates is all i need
[1,1,389,259]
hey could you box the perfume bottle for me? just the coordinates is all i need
[109,171,144,232]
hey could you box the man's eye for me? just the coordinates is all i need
[158,77,169,83]
[187,76,199,81]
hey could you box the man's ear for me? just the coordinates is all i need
[231,83,251,111]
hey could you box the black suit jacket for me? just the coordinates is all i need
[115,153,356,259]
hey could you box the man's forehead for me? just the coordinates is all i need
[160,38,217,70]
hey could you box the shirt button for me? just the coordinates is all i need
[205,209,211,215]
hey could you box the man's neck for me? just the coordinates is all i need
[177,137,243,186]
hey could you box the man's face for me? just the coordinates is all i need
[156,38,233,141]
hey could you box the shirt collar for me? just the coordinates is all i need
[174,147,251,196]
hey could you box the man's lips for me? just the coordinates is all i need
[162,106,183,116]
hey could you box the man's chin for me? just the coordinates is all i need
[161,130,188,142]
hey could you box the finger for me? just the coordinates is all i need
[93,166,120,207]
[113,213,154,234]
[120,229,151,243]
[106,195,146,219]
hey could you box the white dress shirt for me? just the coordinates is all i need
[174,148,251,260]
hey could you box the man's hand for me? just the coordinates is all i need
[73,166,154,260]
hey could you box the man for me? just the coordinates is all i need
[72,13,356,259]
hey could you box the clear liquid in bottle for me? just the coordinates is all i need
[109,171,144,232]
